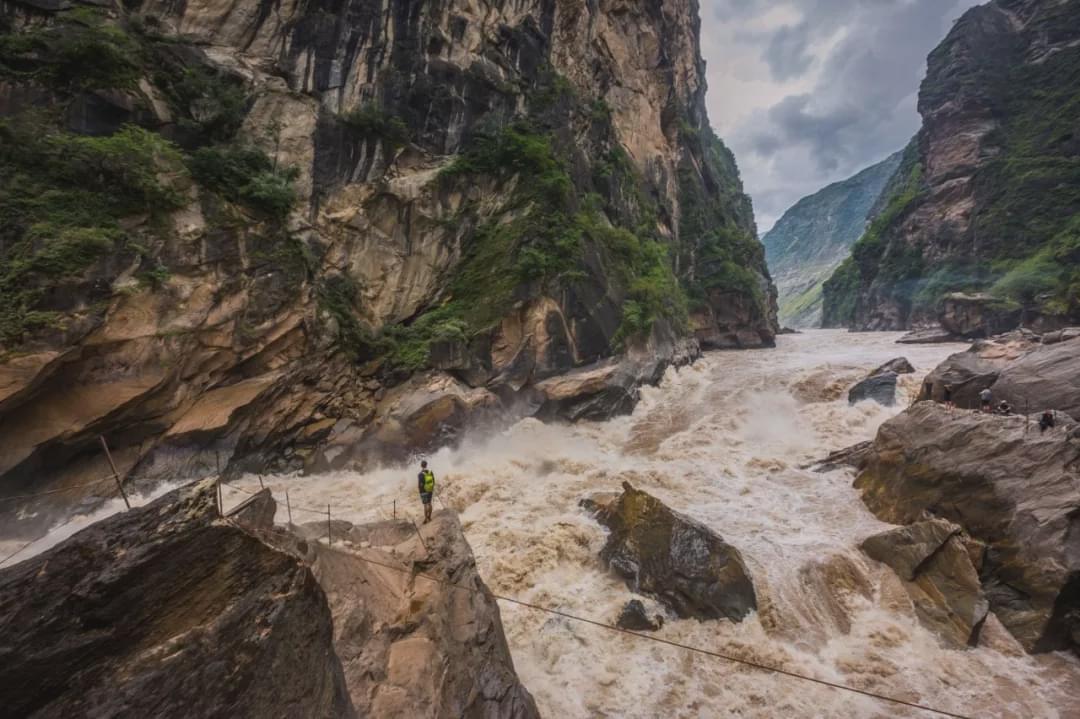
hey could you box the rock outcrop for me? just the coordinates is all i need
[0,0,776,533]
[848,357,913,406]
[848,372,898,407]
[282,514,540,719]
[0,479,355,718]
[588,482,757,622]
[862,519,989,648]
[918,332,1080,417]
[615,599,664,632]
[822,0,1080,332]
[764,151,902,328]
[854,402,1080,654]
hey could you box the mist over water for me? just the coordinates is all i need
[12,331,1080,716]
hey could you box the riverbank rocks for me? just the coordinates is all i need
[589,482,757,622]
[855,402,1080,653]
[919,333,1080,418]
[862,519,989,648]
[0,479,355,718]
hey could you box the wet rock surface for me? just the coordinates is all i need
[862,519,989,647]
[848,371,898,406]
[855,402,1080,653]
[0,480,355,719]
[615,599,663,632]
[589,482,757,622]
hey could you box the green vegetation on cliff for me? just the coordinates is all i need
[764,152,902,327]
[0,119,185,344]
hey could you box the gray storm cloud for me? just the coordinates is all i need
[702,0,982,232]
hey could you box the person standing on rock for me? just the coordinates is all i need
[943,384,955,411]
[980,387,993,413]
[418,460,435,524]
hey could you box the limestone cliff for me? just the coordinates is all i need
[0,0,775,531]
[822,0,1080,332]
[763,151,901,328]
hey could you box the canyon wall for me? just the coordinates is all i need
[822,0,1080,333]
[0,0,775,532]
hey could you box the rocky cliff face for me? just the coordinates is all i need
[822,0,1080,332]
[764,151,901,328]
[0,0,775,531]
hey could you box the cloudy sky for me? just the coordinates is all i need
[700,0,982,234]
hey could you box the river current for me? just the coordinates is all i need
[10,331,1080,716]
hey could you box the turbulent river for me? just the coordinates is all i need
[12,331,1080,717]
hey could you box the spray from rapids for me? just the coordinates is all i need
[210,332,1080,715]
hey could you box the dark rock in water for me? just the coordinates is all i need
[0,479,355,719]
[593,482,757,622]
[615,599,663,632]
[281,514,540,718]
[862,519,989,648]
[777,327,801,335]
[871,357,915,376]
[809,440,873,473]
[848,371,898,406]
[855,402,1080,654]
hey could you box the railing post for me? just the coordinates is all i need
[99,436,131,510]
[285,490,293,526]
[327,504,332,546]
[393,499,396,520]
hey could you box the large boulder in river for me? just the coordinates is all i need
[590,482,757,621]
[872,357,915,376]
[274,513,540,719]
[0,479,355,718]
[854,402,1080,653]
[861,519,989,648]
[848,371,898,406]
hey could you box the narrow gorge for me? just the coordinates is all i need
[0,0,776,536]
[3,0,1080,717]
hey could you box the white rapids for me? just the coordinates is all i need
[15,330,1080,716]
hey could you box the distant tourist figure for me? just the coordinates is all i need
[1040,411,1056,433]
[943,385,955,411]
[980,387,993,413]
[418,460,435,524]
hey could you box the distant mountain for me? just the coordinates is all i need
[762,152,902,327]
[822,0,1080,332]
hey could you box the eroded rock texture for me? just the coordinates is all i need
[822,0,1080,332]
[0,480,355,718]
[590,481,757,622]
[854,402,1080,654]
[0,0,775,535]
[862,519,989,648]
[274,514,540,719]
